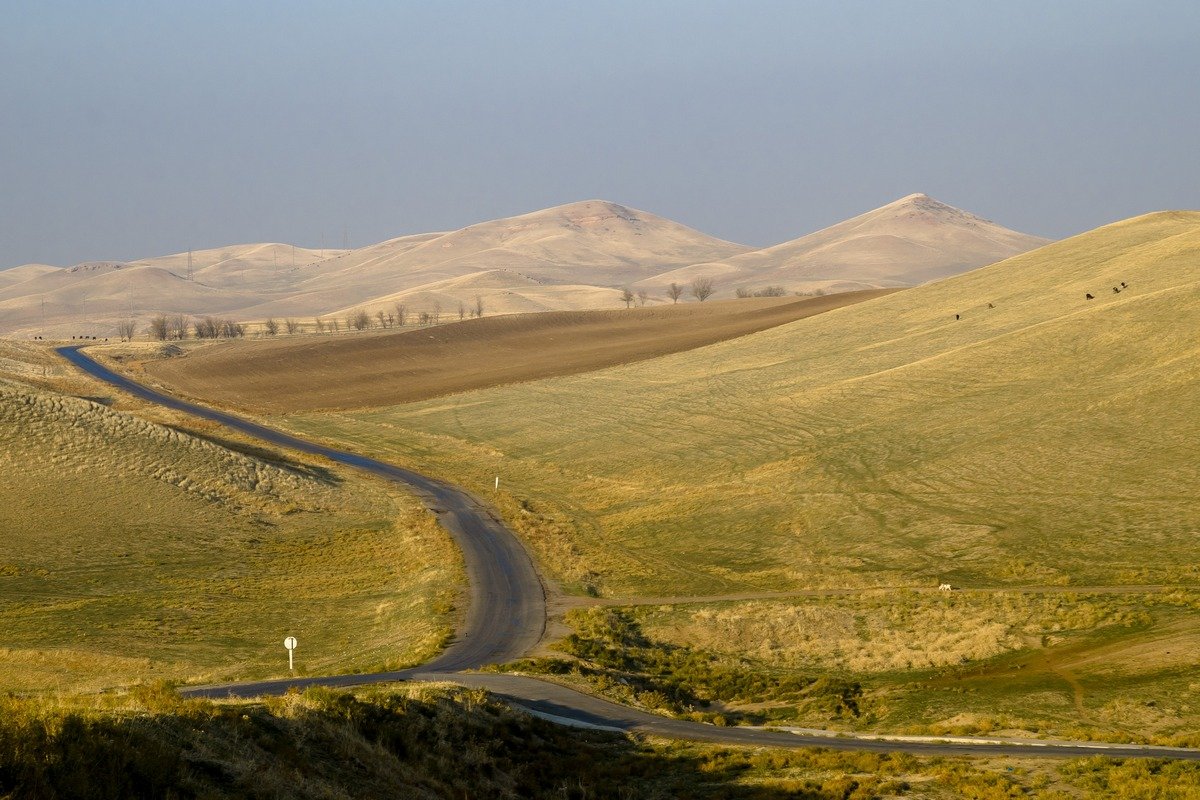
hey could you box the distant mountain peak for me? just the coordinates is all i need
[883,193,957,212]
[535,199,643,226]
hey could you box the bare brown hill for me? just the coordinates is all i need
[144,290,893,412]
[637,193,1051,295]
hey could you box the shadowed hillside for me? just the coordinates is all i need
[3,684,1194,799]
[0,351,459,692]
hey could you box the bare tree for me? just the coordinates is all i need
[376,310,388,329]
[666,282,684,304]
[351,310,372,331]
[264,318,279,336]
[117,318,137,341]
[393,303,407,327]
[387,313,395,328]
[194,317,217,339]
[330,318,340,333]
[432,301,442,324]
[285,318,301,334]
[735,287,752,299]
[418,311,431,325]
[636,289,649,307]
[474,294,484,318]
[690,277,714,302]
[621,287,636,308]
[167,314,189,340]
[458,301,466,320]
[314,316,326,333]
[219,319,245,338]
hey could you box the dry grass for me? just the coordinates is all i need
[280,211,1200,598]
[0,358,461,693]
[12,682,1187,800]
[257,212,1200,740]
[540,591,1200,744]
[640,592,1152,673]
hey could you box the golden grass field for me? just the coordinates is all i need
[0,341,461,693]
[247,211,1200,740]
[279,211,1200,594]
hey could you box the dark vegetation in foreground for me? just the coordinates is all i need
[503,610,863,725]
[3,684,1200,799]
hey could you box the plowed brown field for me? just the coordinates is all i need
[145,291,892,412]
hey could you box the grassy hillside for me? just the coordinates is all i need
[288,211,1200,595]
[280,212,1200,740]
[0,348,460,692]
[4,684,1198,800]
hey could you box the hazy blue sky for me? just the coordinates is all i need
[2,1,1198,268]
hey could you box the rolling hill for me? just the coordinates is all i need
[0,196,1047,337]
[0,263,60,289]
[637,193,1051,295]
[0,343,458,692]
[236,200,752,319]
[273,210,1200,596]
[265,209,1199,742]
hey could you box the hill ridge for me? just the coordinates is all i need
[1,196,1051,336]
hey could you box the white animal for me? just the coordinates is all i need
[938,583,954,593]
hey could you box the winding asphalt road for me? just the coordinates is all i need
[57,345,1200,761]
[57,346,545,673]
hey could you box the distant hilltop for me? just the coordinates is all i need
[0,195,1050,337]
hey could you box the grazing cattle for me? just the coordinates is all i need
[1113,286,1121,293]
[1086,293,1095,300]
[988,303,995,308]
[1121,281,1128,288]
[939,583,954,593]
[955,314,960,320]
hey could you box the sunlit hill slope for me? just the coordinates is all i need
[286,211,1200,596]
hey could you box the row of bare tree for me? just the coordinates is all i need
[307,296,487,335]
[143,314,248,341]
[136,294,492,342]
[734,285,787,298]
[621,278,715,308]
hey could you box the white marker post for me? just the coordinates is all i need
[494,476,499,492]
[284,636,297,671]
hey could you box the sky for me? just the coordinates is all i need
[2,0,1198,268]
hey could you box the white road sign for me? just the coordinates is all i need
[284,636,297,670]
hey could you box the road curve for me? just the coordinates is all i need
[57,345,546,672]
[58,346,1200,761]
